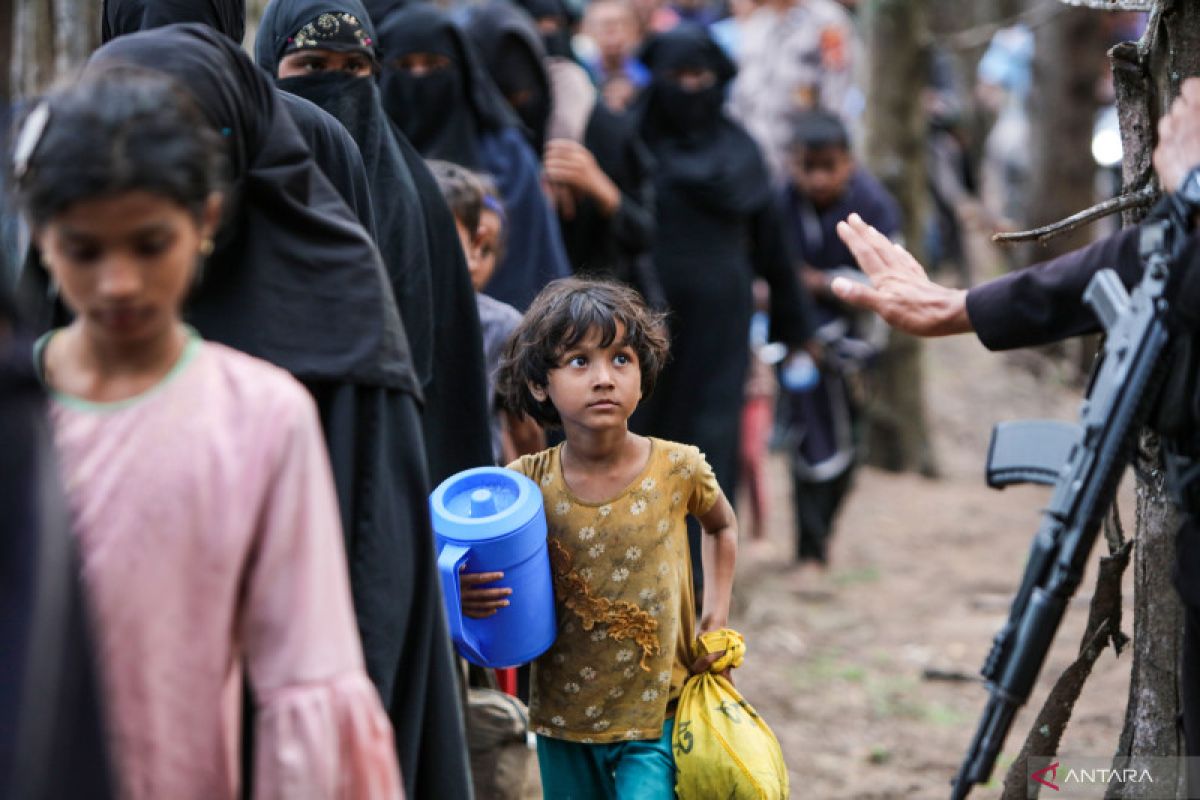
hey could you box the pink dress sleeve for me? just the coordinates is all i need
[238,385,403,800]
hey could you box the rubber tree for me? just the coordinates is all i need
[1105,2,1200,795]
[861,0,938,476]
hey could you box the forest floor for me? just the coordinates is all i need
[729,316,1140,799]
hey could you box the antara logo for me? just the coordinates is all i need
[1031,762,1060,791]
[1030,760,1156,791]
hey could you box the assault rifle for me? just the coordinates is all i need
[949,216,1180,800]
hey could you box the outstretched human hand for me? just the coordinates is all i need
[832,213,973,337]
[1154,77,1200,194]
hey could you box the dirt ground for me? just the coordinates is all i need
[729,331,1139,799]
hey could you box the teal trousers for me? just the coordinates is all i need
[536,718,675,800]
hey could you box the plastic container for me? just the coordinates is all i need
[430,467,556,667]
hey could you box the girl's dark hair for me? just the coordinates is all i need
[13,66,227,229]
[427,158,484,234]
[497,278,670,427]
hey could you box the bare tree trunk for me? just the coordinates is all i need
[11,0,98,98]
[862,0,938,475]
[1106,2,1200,795]
[0,0,15,106]
[1025,6,1108,374]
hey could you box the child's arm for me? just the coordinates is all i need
[460,568,513,619]
[697,491,738,635]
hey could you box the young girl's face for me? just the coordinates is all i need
[37,190,220,348]
[471,209,503,291]
[533,323,642,432]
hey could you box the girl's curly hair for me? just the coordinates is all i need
[496,278,669,428]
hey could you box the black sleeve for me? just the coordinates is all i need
[750,198,817,345]
[965,226,1142,351]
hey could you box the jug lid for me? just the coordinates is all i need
[430,466,543,541]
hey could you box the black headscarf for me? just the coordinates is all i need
[512,0,575,58]
[464,1,552,155]
[636,23,770,216]
[374,3,512,168]
[101,0,245,43]
[97,0,376,237]
[87,24,417,395]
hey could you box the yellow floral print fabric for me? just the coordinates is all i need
[509,438,720,744]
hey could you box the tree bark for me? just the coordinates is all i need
[10,0,99,98]
[1106,2,1200,795]
[862,0,938,476]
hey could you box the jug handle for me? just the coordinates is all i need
[437,543,488,665]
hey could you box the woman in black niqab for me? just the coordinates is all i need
[256,0,494,507]
[374,3,571,311]
[464,1,659,301]
[73,25,472,798]
[631,24,816,594]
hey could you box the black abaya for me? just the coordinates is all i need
[631,26,815,592]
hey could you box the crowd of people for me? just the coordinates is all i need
[4,0,1181,798]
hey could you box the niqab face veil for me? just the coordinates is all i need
[102,0,246,43]
[258,0,434,389]
[374,3,513,168]
[636,24,770,216]
[87,23,417,395]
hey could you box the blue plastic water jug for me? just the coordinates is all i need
[430,467,557,668]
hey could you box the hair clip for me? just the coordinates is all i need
[13,101,50,182]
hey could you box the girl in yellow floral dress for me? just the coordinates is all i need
[460,278,739,799]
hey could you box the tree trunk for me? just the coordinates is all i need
[1024,7,1108,374]
[862,0,937,475]
[10,0,99,98]
[1107,2,1200,795]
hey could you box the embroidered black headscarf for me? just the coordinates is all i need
[87,23,417,394]
[636,23,770,216]
[102,0,246,43]
[374,3,512,168]
[464,1,552,155]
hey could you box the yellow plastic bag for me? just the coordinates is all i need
[673,629,789,799]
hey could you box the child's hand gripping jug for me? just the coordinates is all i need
[430,467,556,667]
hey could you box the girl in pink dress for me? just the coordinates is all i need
[16,67,402,800]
